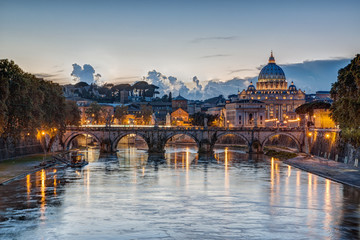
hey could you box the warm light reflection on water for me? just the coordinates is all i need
[40,169,46,221]
[0,146,359,239]
[26,174,31,201]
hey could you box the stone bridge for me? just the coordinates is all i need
[57,126,306,154]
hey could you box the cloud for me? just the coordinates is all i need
[191,36,237,43]
[34,73,59,79]
[71,63,102,85]
[202,77,252,99]
[192,76,202,91]
[143,70,190,97]
[228,68,254,74]
[143,70,252,100]
[113,76,140,82]
[200,54,231,59]
[280,58,351,93]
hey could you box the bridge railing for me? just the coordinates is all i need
[66,125,305,132]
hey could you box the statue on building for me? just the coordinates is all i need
[151,113,157,126]
[166,112,171,126]
[204,117,208,128]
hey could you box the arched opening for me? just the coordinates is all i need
[262,133,300,153]
[116,134,148,151]
[66,133,100,150]
[213,134,249,165]
[115,134,149,166]
[65,133,100,162]
[214,133,249,153]
[164,134,198,166]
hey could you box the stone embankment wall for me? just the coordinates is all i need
[0,137,44,161]
[307,129,360,168]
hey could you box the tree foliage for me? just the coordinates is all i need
[330,54,360,146]
[0,59,78,140]
[85,102,103,124]
[136,105,153,124]
[64,101,81,126]
[114,105,128,124]
[190,112,219,127]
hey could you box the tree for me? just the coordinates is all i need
[330,54,360,146]
[0,75,9,134]
[114,105,128,124]
[136,105,153,125]
[0,59,68,141]
[190,112,219,127]
[85,102,103,124]
[64,101,81,126]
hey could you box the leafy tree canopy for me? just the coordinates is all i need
[0,59,79,139]
[330,54,360,146]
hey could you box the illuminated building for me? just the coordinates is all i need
[237,52,306,126]
[171,108,189,126]
[313,109,336,128]
[172,94,188,111]
[225,99,266,127]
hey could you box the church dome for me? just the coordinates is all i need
[247,81,256,92]
[288,81,297,91]
[258,52,286,82]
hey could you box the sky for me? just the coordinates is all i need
[0,0,359,98]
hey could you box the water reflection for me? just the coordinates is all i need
[0,146,359,239]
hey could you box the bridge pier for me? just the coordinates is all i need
[198,140,214,155]
[100,139,114,153]
[248,141,263,154]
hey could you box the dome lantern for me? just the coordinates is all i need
[256,52,287,91]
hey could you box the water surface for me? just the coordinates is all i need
[0,145,359,239]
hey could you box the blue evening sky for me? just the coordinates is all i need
[0,0,359,94]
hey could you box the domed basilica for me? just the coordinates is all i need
[237,52,306,125]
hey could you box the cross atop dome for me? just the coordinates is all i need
[268,51,276,63]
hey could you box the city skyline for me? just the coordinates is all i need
[1,0,359,96]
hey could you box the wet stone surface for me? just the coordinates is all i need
[0,146,360,239]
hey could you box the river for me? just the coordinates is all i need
[0,145,359,239]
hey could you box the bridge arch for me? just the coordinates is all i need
[164,132,200,150]
[261,132,302,152]
[215,132,250,147]
[112,132,149,152]
[64,131,101,150]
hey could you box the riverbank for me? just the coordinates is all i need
[285,156,360,189]
[0,153,61,185]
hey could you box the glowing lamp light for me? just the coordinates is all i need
[41,131,45,135]
[308,132,312,137]
[325,133,330,139]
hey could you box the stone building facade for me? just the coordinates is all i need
[225,100,266,127]
[237,52,306,126]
